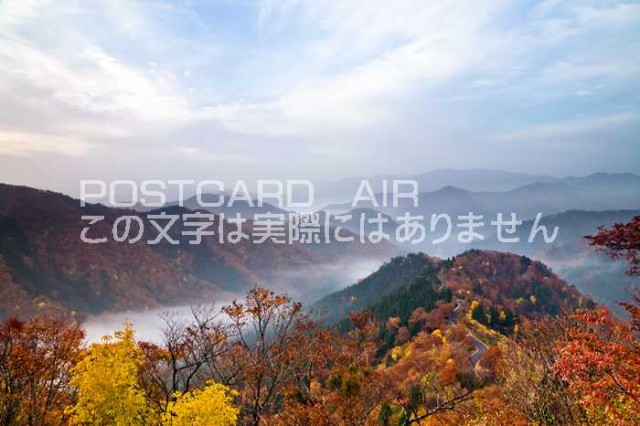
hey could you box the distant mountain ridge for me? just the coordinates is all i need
[478,209,640,255]
[0,184,394,319]
[135,192,289,217]
[313,169,558,204]
[324,172,640,220]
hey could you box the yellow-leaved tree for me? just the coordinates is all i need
[162,380,239,426]
[66,323,152,425]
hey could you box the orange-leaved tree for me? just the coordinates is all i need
[554,305,640,424]
[0,316,84,426]
[551,217,640,424]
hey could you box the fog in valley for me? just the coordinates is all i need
[82,256,387,343]
[82,303,226,344]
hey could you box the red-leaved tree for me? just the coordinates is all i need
[586,215,640,276]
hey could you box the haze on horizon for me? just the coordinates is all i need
[0,0,639,198]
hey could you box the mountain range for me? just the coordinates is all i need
[324,172,640,219]
[0,184,393,319]
[1,170,637,321]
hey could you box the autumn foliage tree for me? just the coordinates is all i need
[222,286,316,425]
[162,380,239,426]
[66,323,152,425]
[554,306,640,424]
[0,317,84,426]
[139,306,231,413]
[2,222,640,426]
[489,317,588,425]
[548,216,640,422]
[587,215,640,276]
[473,217,640,425]
[547,216,640,424]
[313,311,388,425]
[380,326,477,425]
[273,309,389,426]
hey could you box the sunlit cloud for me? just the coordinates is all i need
[0,131,93,157]
[0,0,638,193]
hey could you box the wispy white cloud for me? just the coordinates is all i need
[577,2,640,26]
[491,113,640,143]
[0,131,93,157]
[0,39,192,121]
[213,0,508,135]
[180,0,210,33]
[0,0,638,188]
[540,60,640,83]
[0,0,49,28]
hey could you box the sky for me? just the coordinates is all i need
[0,0,639,197]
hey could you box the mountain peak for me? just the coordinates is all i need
[434,185,471,194]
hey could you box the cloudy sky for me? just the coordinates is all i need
[0,0,639,196]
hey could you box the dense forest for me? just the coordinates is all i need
[0,184,393,319]
[0,218,638,425]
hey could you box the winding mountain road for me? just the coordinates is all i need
[449,300,488,373]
